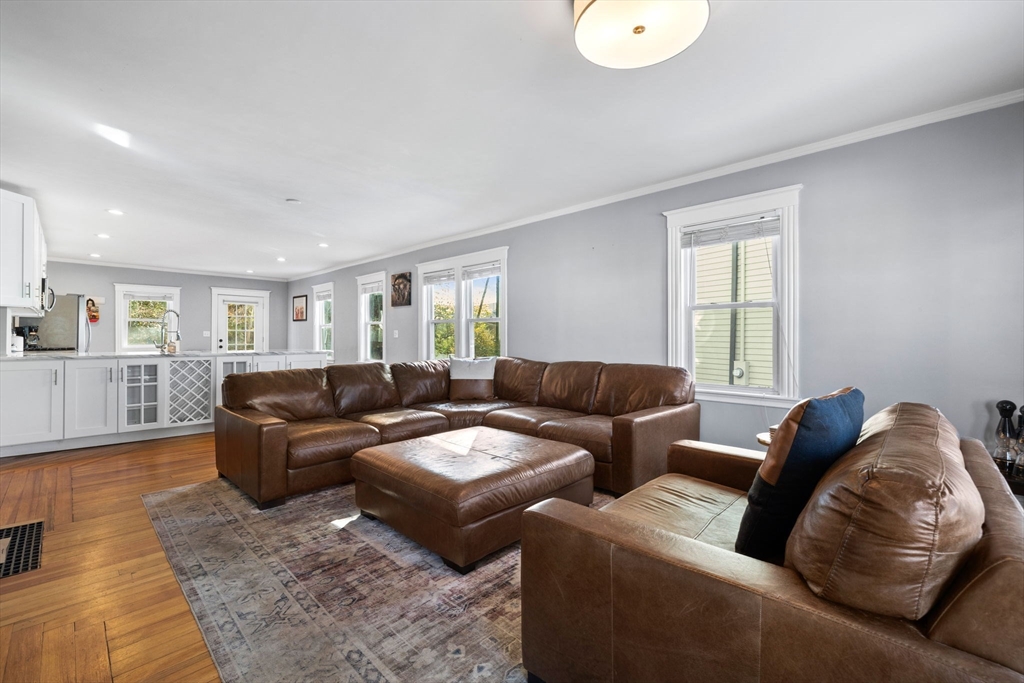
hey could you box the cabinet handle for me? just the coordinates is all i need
[120,367,124,382]
[109,367,113,383]
[53,369,57,385]
[24,282,30,297]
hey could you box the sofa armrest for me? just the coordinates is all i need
[214,406,289,507]
[610,403,700,494]
[668,439,765,491]
[521,499,1020,683]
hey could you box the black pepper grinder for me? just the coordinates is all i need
[995,400,1017,469]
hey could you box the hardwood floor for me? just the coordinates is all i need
[0,433,221,683]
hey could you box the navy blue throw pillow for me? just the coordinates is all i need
[735,387,865,564]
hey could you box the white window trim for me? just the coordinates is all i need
[355,271,385,362]
[416,246,508,361]
[209,287,271,353]
[665,185,801,408]
[312,281,335,360]
[114,283,181,354]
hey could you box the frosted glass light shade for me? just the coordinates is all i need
[573,0,710,69]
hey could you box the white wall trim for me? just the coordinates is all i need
[355,271,386,362]
[311,281,335,358]
[666,186,800,404]
[209,287,271,354]
[288,89,1024,282]
[113,283,181,353]
[50,257,288,282]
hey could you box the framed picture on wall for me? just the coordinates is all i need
[391,272,411,307]
[292,295,308,322]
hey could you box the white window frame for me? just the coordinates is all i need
[416,246,509,360]
[114,283,181,354]
[665,186,801,408]
[312,281,335,360]
[355,271,386,362]
[209,287,270,354]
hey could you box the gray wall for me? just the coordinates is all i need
[289,103,1024,449]
[38,261,290,352]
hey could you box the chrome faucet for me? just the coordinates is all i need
[156,309,181,353]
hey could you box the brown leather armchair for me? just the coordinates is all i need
[521,411,1024,683]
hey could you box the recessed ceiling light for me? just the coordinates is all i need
[318,243,329,248]
[107,209,124,215]
[89,253,101,258]
[285,198,301,204]
[94,124,131,148]
[277,257,286,262]
[245,270,254,274]
[96,233,110,239]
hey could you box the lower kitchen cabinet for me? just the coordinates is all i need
[165,356,215,425]
[0,360,64,446]
[64,359,118,439]
[216,355,252,405]
[285,353,327,369]
[118,359,163,432]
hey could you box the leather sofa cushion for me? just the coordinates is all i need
[345,408,449,444]
[482,406,587,437]
[538,415,613,463]
[787,403,985,621]
[350,427,594,527]
[592,364,693,416]
[602,473,748,552]
[286,417,380,469]
[326,362,402,416]
[391,359,450,406]
[736,387,864,563]
[537,361,604,413]
[412,400,529,430]
[222,368,335,421]
[494,357,547,404]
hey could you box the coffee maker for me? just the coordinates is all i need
[13,326,40,349]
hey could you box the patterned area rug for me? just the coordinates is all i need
[143,478,613,683]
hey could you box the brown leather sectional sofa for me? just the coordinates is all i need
[520,403,1024,683]
[214,357,699,507]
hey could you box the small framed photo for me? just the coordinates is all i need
[391,272,412,307]
[292,295,307,322]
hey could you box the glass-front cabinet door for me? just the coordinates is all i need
[118,359,162,432]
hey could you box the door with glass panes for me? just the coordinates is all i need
[215,295,266,354]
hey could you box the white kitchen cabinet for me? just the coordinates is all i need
[118,359,162,432]
[0,188,43,312]
[252,355,285,372]
[285,353,328,370]
[165,357,215,425]
[216,355,252,405]
[64,359,118,439]
[0,360,63,447]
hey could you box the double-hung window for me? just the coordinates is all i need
[114,284,181,353]
[666,186,800,406]
[312,282,334,360]
[355,272,385,362]
[417,247,508,360]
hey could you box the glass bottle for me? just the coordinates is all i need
[995,400,1018,471]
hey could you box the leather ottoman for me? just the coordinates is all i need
[351,426,595,573]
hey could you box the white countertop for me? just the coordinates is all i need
[1,350,327,362]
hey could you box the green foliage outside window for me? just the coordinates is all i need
[127,299,167,346]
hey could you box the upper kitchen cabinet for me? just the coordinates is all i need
[0,188,47,315]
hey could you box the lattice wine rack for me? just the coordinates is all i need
[167,359,213,424]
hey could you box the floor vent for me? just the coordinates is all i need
[0,520,44,578]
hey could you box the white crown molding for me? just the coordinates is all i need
[48,257,289,282]
[288,88,1024,282]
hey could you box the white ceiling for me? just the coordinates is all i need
[1,1,1022,280]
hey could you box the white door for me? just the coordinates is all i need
[0,361,63,447]
[213,292,268,355]
[118,359,163,432]
[64,359,118,439]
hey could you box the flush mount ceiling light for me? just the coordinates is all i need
[573,0,709,69]
[94,124,131,148]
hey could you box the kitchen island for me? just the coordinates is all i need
[0,350,328,456]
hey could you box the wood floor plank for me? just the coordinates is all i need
[40,622,75,683]
[2,623,41,683]
[0,434,220,683]
[74,622,111,683]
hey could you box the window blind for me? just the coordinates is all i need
[683,216,781,248]
[461,261,502,280]
[358,281,382,296]
[422,269,455,286]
